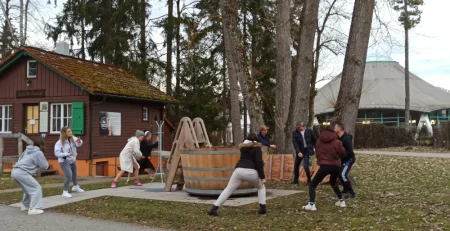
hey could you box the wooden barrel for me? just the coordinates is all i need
[180,147,268,196]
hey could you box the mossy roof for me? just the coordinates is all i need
[0,47,177,103]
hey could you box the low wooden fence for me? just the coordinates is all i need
[0,133,34,176]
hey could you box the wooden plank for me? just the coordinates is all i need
[18,137,23,156]
[280,154,285,180]
[0,134,21,138]
[20,133,33,145]
[268,155,273,180]
[0,138,3,175]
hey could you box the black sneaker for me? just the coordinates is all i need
[207,206,218,216]
[344,193,356,199]
[258,204,267,215]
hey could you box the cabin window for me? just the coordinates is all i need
[0,105,13,133]
[50,103,72,134]
[143,107,149,121]
[27,60,37,78]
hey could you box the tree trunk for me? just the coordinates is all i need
[139,0,147,80]
[403,0,410,132]
[274,0,292,153]
[19,0,24,46]
[307,0,338,128]
[285,0,319,152]
[0,0,12,58]
[166,0,174,95]
[81,0,86,60]
[333,0,375,136]
[242,1,248,138]
[23,0,30,45]
[307,31,320,128]
[175,0,181,119]
[220,0,243,145]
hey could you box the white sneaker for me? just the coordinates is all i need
[71,185,85,193]
[21,204,29,211]
[62,191,72,198]
[28,209,44,215]
[335,200,347,208]
[302,203,317,211]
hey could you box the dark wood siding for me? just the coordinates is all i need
[90,96,167,158]
[0,57,90,159]
[0,58,86,99]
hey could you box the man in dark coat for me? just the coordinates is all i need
[292,121,317,184]
[334,122,356,198]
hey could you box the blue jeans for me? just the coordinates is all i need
[59,162,78,191]
[293,150,311,183]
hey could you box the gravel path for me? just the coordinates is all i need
[0,206,169,231]
[356,150,450,158]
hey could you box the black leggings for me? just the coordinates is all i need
[309,165,342,203]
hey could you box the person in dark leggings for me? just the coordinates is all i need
[334,122,356,198]
[302,126,347,211]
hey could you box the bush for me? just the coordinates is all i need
[432,122,450,150]
[313,124,415,149]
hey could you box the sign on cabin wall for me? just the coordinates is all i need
[16,90,45,98]
[39,102,49,133]
[99,111,121,136]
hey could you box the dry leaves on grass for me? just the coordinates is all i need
[48,154,450,230]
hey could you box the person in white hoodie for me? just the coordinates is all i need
[54,126,84,198]
[111,130,146,188]
[11,136,49,215]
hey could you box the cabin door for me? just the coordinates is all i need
[24,104,40,134]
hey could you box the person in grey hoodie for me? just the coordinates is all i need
[54,126,84,198]
[11,136,49,215]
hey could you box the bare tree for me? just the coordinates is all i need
[284,0,320,152]
[333,0,375,136]
[274,0,291,153]
[220,0,243,144]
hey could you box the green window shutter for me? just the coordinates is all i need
[72,102,85,135]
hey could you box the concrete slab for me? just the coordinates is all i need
[10,183,302,209]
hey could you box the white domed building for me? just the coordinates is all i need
[313,59,450,136]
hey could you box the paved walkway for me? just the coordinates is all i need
[0,176,114,194]
[356,150,450,158]
[0,206,168,231]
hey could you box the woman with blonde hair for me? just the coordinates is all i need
[54,126,84,198]
[257,125,276,149]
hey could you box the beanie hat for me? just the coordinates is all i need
[144,130,151,138]
[136,130,145,138]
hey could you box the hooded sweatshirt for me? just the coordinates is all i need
[13,145,49,175]
[315,130,346,167]
[54,136,83,164]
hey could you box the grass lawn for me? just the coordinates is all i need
[357,146,450,153]
[0,176,69,190]
[45,154,450,231]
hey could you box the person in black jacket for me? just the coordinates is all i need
[208,133,266,216]
[334,122,356,198]
[291,121,317,184]
[139,130,159,179]
[257,125,276,149]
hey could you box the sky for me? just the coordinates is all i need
[11,0,450,91]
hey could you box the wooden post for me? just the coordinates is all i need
[0,137,3,176]
[18,137,23,156]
